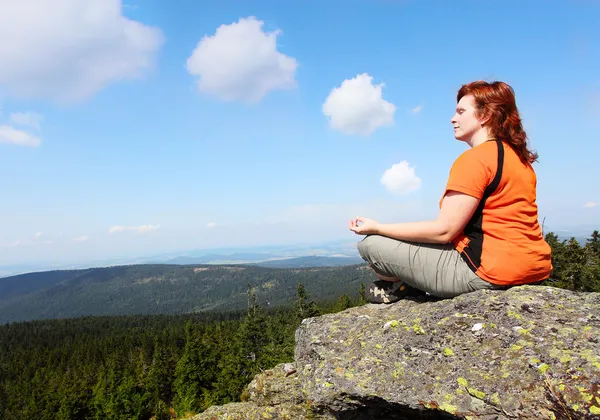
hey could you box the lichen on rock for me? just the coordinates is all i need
[192,286,600,419]
[295,286,600,419]
[191,362,334,419]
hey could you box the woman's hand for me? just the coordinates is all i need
[349,217,380,235]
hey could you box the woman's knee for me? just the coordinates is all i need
[356,235,375,259]
[358,236,401,278]
[357,234,389,263]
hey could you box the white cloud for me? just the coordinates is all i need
[0,0,164,102]
[207,222,217,228]
[34,232,43,239]
[10,112,43,130]
[411,105,423,115]
[73,235,89,242]
[584,202,598,208]
[109,224,160,234]
[186,16,297,103]
[0,125,41,147]
[322,73,395,136]
[380,161,421,195]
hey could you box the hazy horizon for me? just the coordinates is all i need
[1,225,597,279]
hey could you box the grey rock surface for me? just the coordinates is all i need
[192,362,334,419]
[295,286,600,419]
[193,286,600,419]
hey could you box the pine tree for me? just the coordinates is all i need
[91,366,109,419]
[336,294,353,312]
[240,284,268,373]
[214,285,269,403]
[358,282,368,305]
[586,230,600,255]
[173,322,217,416]
[93,354,150,420]
[0,364,6,419]
[546,232,567,281]
[57,371,92,420]
[293,283,320,323]
[134,348,149,391]
[583,232,600,292]
[261,310,296,367]
[561,238,587,291]
[113,371,150,420]
[24,368,60,420]
[214,345,246,405]
[146,336,172,420]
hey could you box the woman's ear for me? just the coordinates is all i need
[478,112,491,127]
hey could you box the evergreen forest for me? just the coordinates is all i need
[0,230,598,419]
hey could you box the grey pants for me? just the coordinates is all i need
[357,234,504,298]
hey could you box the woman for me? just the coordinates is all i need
[349,81,552,303]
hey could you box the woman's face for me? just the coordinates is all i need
[451,94,483,142]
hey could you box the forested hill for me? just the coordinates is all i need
[0,263,373,324]
[1,230,598,324]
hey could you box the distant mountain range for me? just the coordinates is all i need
[3,227,596,279]
[0,239,362,278]
[166,254,363,267]
[253,255,363,268]
[0,258,373,324]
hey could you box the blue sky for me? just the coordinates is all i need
[0,0,598,266]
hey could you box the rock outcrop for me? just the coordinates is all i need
[194,285,600,419]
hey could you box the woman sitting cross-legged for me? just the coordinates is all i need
[349,80,553,303]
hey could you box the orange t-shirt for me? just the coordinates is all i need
[440,140,552,285]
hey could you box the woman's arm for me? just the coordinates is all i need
[350,191,480,244]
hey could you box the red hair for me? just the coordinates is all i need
[457,81,538,164]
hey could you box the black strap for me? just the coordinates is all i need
[461,140,505,272]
